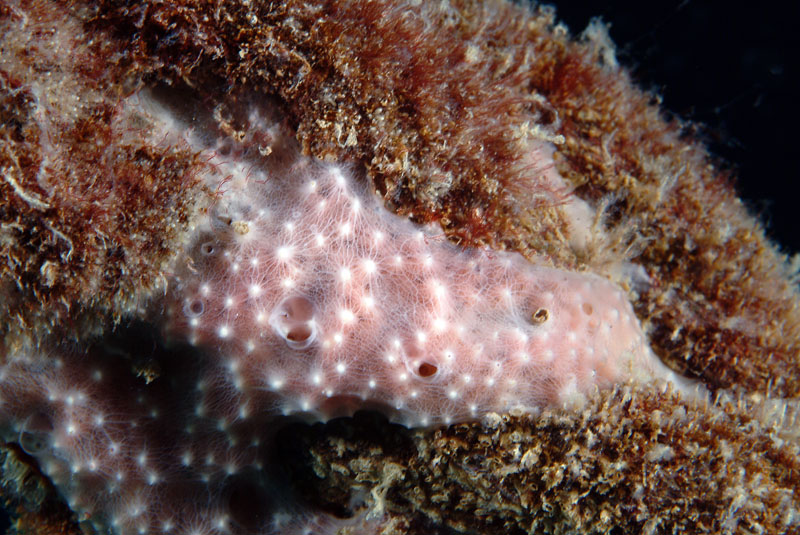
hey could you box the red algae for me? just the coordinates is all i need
[73,0,800,396]
[0,0,798,534]
[0,0,210,348]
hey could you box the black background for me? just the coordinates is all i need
[556,0,800,255]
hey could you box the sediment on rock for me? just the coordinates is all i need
[280,384,800,535]
[0,443,83,535]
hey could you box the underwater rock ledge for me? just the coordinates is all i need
[280,385,799,534]
[1,0,799,534]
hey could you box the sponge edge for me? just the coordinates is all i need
[162,118,688,426]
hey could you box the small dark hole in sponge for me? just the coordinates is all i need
[272,295,317,349]
[184,299,204,317]
[287,324,313,343]
[417,362,438,377]
[531,308,550,323]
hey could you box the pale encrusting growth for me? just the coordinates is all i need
[0,338,325,535]
[0,100,682,535]
[164,116,677,426]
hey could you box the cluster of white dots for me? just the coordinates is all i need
[166,145,661,426]
[0,107,669,535]
[0,347,285,535]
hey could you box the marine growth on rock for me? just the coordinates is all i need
[0,0,798,534]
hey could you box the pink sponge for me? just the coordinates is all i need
[0,112,687,535]
[164,141,670,426]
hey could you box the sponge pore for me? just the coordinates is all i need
[163,132,669,426]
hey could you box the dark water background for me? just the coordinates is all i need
[560,0,800,255]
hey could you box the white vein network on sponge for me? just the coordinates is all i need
[0,98,693,535]
[164,117,682,426]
